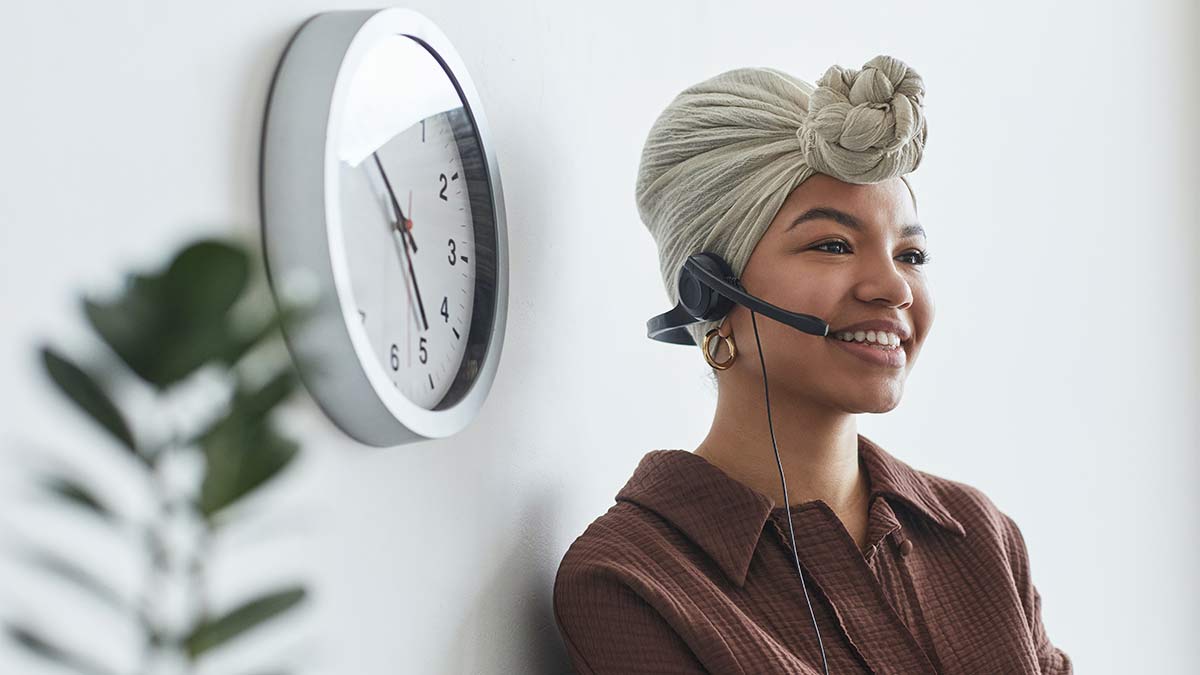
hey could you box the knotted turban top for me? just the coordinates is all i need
[634,54,928,351]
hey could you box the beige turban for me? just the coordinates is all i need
[635,54,927,351]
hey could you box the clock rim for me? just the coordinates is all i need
[260,7,509,446]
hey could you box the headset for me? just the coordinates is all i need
[647,251,833,675]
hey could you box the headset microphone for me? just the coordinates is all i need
[647,252,830,345]
[647,251,833,675]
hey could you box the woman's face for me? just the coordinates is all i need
[719,173,934,413]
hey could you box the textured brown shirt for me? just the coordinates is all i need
[552,434,1072,674]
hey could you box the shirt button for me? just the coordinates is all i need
[898,538,913,556]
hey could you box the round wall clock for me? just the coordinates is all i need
[260,8,508,447]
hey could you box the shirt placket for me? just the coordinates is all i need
[768,502,940,675]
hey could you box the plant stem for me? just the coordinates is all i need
[184,519,212,674]
[137,403,189,675]
[136,465,171,674]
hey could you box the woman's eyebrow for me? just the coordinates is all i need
[787,206,925,239]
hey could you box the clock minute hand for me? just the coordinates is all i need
[372,152,429,331]
[372,152,417,254]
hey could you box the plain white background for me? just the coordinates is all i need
[1,1,1196,673]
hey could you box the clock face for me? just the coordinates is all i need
[334,34,485,410]
[261,8,507,444]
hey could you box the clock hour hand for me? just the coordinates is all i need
[371,152,417,253]
[372,151,429,331]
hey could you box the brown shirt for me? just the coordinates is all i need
[552,434,1072,674]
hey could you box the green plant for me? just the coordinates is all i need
[5,237,318,674]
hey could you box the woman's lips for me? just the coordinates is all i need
[827,336,907,368]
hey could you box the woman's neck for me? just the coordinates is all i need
[693,391,869,524]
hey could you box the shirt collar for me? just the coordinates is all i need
[614,433,966,587]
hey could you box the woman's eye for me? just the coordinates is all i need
[810,241,932,266]
[812,240,850,254]
[900,249,933,265]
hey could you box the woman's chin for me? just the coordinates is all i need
[839,383,905,413]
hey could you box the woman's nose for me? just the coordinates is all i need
[853,252,914,307]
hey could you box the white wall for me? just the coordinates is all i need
[1,1,1196,673]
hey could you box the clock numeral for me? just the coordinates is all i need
[440,297,450,323]
[447,238,457,265]
[418,336,428,365]
[390,344,400,371]
[436,171,460,204]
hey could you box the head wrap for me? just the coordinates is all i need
[635,54,928,351]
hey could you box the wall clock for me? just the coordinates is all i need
[260,8,508,446]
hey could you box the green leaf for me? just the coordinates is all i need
[194,368,300,517]
[152,320,245,386]
[39,346,138,455]
[163,240,250,323]
[82,271,171,385]
[41,475,112,519]
[199,420,298,518]
[238,370,298,420]
[185,587,306,658]
[81,238,257,389]
[5,623,115,675]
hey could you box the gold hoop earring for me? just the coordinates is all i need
[703,327,737,370]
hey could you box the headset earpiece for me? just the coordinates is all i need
[647,250,828,345]
[679,252,737,322]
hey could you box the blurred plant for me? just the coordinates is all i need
[4,237,319,674]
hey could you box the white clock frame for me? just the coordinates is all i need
[259,8,508,447]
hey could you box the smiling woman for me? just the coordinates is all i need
[552,55,1072,674]
[752,175,933,392]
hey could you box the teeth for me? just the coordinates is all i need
[834,330,902,348]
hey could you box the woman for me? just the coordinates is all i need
[552,55,1072,674]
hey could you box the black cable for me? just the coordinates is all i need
[749,308,830,675]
